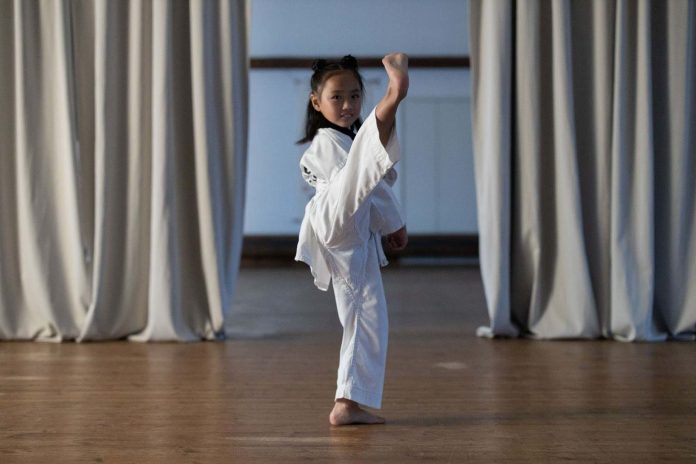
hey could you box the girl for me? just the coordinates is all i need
[295,53,409,425]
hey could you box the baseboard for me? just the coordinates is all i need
[241,234,478,264]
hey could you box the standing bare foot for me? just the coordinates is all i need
[329,399,386,426]
[382,52,409,100]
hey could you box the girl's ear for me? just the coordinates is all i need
[310,93,321,112]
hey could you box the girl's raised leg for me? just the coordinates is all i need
[314,53,410,248]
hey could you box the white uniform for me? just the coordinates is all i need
[295,108,404,409]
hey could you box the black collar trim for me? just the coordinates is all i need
[322,121,356,140]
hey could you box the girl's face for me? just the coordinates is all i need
[311,71,362,128]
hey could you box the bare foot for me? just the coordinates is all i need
[329,399,386,426]
[382,53,409,100]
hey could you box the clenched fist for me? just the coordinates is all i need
[384,225,408,252]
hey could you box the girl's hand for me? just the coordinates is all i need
[385,226,408,252]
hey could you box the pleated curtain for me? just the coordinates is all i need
[470,0,696,341]
[0,0,248,341]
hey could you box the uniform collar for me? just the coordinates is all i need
[322,120,356,140]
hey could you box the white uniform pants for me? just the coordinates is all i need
[330,234,388,409]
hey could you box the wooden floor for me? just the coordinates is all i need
[2,264,695,463]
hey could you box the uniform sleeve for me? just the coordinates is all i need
[299,132,347,188]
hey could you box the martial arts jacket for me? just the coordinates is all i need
[295,109,404,291]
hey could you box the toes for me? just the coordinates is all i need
[356,409,385,425]
[330,403,386,426]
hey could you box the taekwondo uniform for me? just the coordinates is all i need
[295,108,404,409]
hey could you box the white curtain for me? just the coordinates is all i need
[0,0,248,341]
[470,0,696,341]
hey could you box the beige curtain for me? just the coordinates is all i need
[470,0,696,341]
[0,0,248,341]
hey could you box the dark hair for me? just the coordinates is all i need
[296,55,365,145]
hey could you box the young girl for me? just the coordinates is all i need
[295,53,409,425]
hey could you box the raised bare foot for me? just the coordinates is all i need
[375,52,409,145]
[382,52,409,100]
[329,399,386,426]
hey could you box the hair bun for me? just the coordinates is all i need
[311,59,327,72]
[340,55,358,69]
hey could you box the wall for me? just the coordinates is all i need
[245,0,476,235]
[250,0,469,57]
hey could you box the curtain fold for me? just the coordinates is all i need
[0,0,248,342]
[470,0,696,341]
